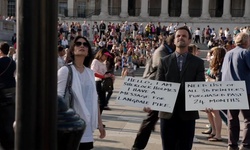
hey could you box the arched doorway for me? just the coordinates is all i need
[169,0,181,17]
[209,0,223,17]
[148,0,161,16]
[231,0,245,17]
[128,0,140,16]
[108,0,121,15]
[189,0,202,17]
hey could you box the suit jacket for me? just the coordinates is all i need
[155,52,205,120]
[143,44,173,80]
[221,46,250,94]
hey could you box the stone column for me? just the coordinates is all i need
[0,0,2,16]
[160,0,169,18]
[99,0,109,17]
[68,0,75,17]
[222,0,231,18]
[140,0,149,18]
[243,0,250,18]
[120,0,129,17]
[1,0,8,17]
[201,0,210,18]
[16,0,58,149]
[180,0,190,18]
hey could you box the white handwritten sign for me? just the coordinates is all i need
[185,81,249,111]
[116,77,180,113]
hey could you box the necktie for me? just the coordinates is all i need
[178,55,183,71]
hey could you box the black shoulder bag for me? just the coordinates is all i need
[63,65,74,108]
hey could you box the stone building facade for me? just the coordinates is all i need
[1,0,250,21]
[0,0,249,41]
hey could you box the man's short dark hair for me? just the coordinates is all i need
[175,26,192,39]
[58,45,64,52]
[0,42,10,55]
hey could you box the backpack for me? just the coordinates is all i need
[143,57,156,80]
[101,77,113,92]
[143,44,173,80]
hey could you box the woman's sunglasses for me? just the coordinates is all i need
[75,41,88,47]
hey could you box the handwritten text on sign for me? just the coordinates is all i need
[185,81,249,111]
[116,77,180,113]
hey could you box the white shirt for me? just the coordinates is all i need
[57,56,65,70]
[91,59,107,81]
[61,39,68,47]
[57,65,98,143]
[195,30,200,36]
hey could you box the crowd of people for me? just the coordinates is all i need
[56,21,250,150]
[0,19,250,150]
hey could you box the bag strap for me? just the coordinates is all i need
[0,58,13,77]
[65,64,74,108]
[164,44,173,54]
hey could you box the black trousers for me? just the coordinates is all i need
[0,88,15,150]
[132,111,159,149]
[96,81,106,114]
[160,118,195,150]
[78,142,94,150]
[0,104,15,150]
[105,91,113,107]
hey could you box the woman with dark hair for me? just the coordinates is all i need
[0,42,16,150]
[58,36,105,150]
[91,48,114,114]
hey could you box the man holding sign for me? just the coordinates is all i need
[221,32,250,150]
[156,26,205,150]
[132,35,175,150]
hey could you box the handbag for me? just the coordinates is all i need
[101,77,113,92]
[64,65,74,108]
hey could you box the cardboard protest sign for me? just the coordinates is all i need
[185,81,249,111]
[116,77,180,113]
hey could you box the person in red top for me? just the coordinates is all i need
[91,49,114,114]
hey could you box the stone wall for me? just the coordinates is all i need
[0,20,16,42]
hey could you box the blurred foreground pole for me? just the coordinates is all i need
[16,0,58,149]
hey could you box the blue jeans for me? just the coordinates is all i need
[160,118,195,150]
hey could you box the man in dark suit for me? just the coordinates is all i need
[132,35,175,150]
[155,26,205,150]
